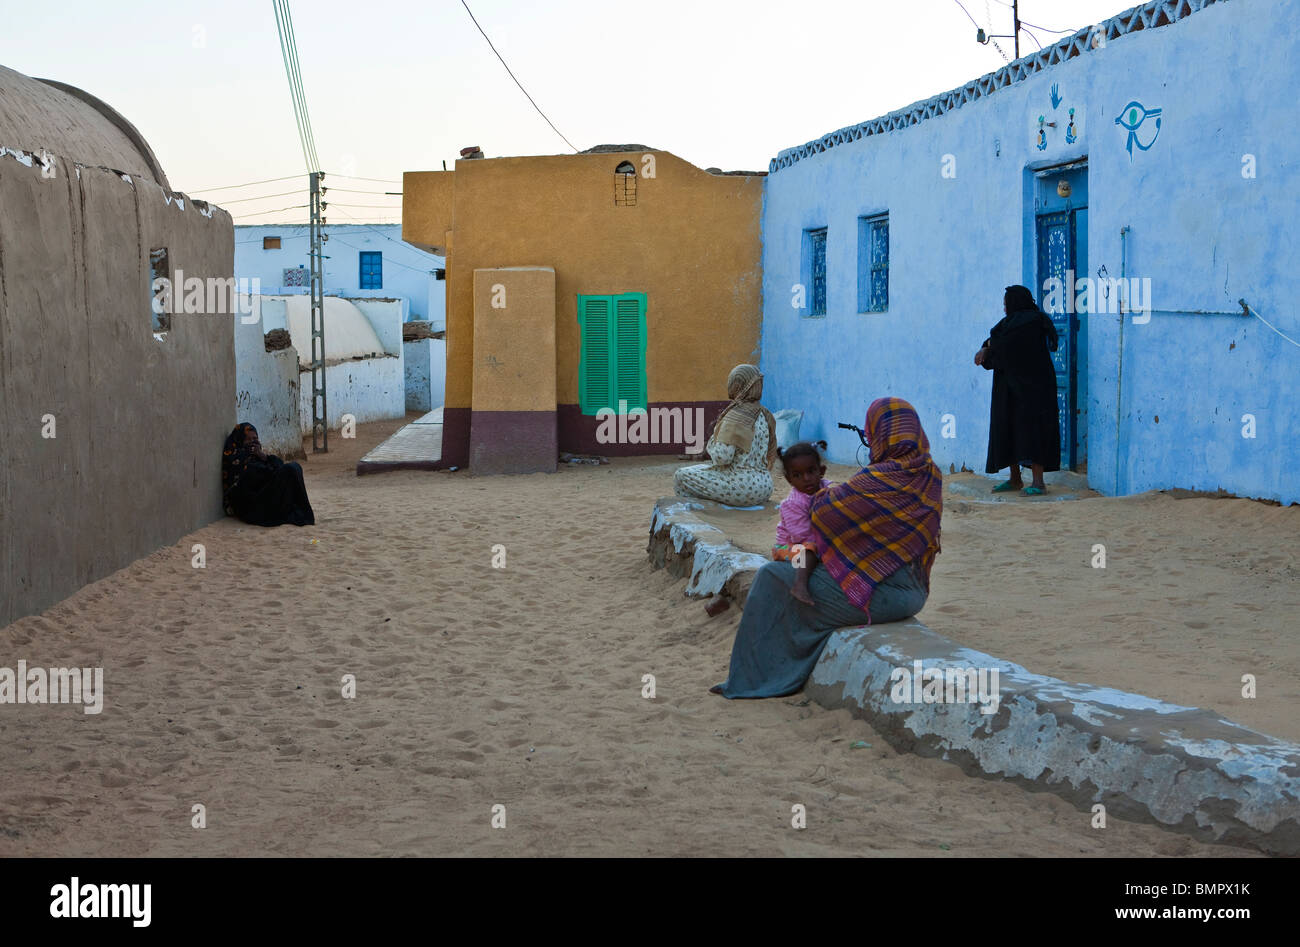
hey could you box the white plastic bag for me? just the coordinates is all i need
[773,409,804,450]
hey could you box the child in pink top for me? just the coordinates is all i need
[772,440,831,605]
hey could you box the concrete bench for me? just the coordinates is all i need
[648,495,1300,855]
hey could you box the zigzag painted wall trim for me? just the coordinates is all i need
[768,0,1222,173]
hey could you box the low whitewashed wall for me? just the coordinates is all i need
[647,494,1300,855]
[403,337,446,413]
[239,293,407,436]
[298,356,404,434]
[234,297,302,458]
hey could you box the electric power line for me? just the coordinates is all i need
[985,0,1081,36]
[233,222,439,274]
[328,236,441,275]
[231,204,310,219]
[330,206,406,237]
[331,206,433,250]
[961,0,1077,60]
[217,188,308,205]
[282,1,319,172]
[190,174,303,193]
[273,2,311,173]
[951,0,983,31]
[233,223,396,243]
[273,0,320,174]
[459,0,578,152]
[324,172,403,185]
[282,1,321,171]
[1020,19,1078,35]
[324,186,402,195]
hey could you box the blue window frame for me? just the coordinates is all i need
[359,251,383,289]
[804,228,827,316]
[858,214,888,313]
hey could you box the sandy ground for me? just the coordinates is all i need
[0,416,1283,857]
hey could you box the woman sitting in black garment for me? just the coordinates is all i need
[221,423,315,526]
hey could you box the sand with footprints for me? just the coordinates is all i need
[1,416,1293,856]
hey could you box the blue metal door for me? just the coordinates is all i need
[1073,207,1088,465]
[1037,212,1074,467]
[1034,165,1088,470]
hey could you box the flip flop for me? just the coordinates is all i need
[991,480,1020,493]
[1022,485,1046,496]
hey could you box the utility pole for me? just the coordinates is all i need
[975,2,1022,60]
[309,171,328,453]
[1013,0,1021,59]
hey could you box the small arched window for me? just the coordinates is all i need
[614,161,636,206]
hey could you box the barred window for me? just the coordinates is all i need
[804,228,827,317]
[857,214,889,313]
[614,161,636,206]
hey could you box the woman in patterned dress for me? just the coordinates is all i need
[673,364,777,507]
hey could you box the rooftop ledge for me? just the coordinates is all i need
[769,0,1223,173]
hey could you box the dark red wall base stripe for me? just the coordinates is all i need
[469,410,558,475]
[556,401,728,457]
[435,401,731,470]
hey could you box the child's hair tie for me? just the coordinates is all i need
[779,440,829,470]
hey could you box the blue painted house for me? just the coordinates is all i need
[760,0,1299,503]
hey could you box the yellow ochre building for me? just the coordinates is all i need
[402,145,764,474]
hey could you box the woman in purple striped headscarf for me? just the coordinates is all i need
[711,398,941,699]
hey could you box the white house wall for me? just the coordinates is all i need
[403,337,446,413]
[232,223,445,323]
[234,297,302,458]
[299,357,404,434]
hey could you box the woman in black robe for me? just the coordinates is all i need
[974,285,1061,495]
[221,423,315,526]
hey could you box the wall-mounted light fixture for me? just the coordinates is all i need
[975,0,1022,59]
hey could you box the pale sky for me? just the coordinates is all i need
[2,0,1127,224]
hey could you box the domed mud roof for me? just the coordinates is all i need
[283,296,387,362]
[0,63,170,188]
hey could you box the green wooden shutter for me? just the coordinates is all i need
[613,293,647,411]
[578,296,613,415]
[578,292,646,415]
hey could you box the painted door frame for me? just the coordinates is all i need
[1030,159,1089,471]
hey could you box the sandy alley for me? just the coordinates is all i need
[0,416,1286,857]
